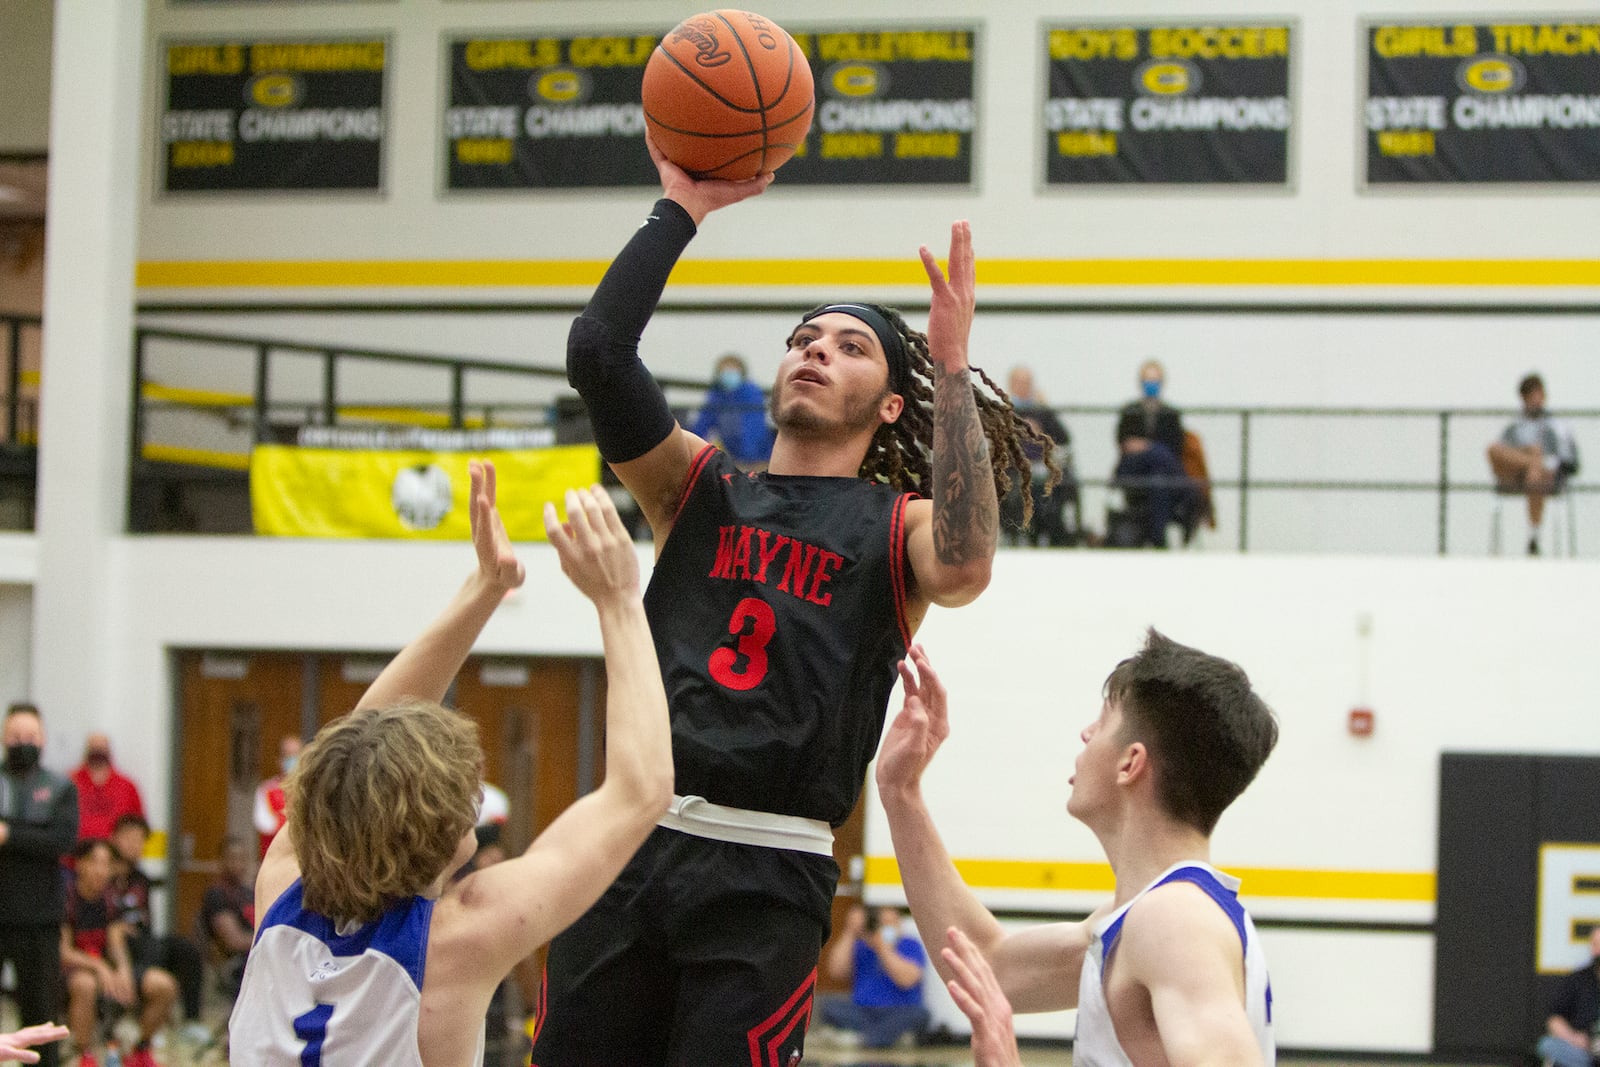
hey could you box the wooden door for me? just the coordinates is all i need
[173,651,305,940]
[818,787,869,994]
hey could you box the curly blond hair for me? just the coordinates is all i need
[288,700,482,924]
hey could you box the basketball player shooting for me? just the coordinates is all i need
[228,464,674,1067]
[529,133,1053,1065]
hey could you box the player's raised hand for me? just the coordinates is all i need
[942,927,1023,1067]
[0,1022,70,1064]
[919,220,975,374]
[470,460,526,592]
[544,486,641,605]
[647,130,773,225]
[875,644,951,797]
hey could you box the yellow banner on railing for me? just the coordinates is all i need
[250,443,601,540]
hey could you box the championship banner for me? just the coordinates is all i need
[1043,23,1292,185]
[446,34,658,189]
[781,27,976,185]
[1365,21,1600,183]
[250,429,601,540]
[161,38,387,192]
[444,25,975,190]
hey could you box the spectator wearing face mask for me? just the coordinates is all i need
[0,702,80,1067]
[252,734,301,860]
[70,733,146,842]
[690,352,775,469]
[1111,360,1194,549]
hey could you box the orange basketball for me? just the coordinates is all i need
[642,10,814,180]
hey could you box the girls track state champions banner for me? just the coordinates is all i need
[1043,23,1293,185]
[250,429,600,540]
[161,38,388,192]
[1365,20,1600,183]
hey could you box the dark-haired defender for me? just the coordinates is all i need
[229,468,673,1067]
[531,140,1051,1067]
[878,636,1279,1066]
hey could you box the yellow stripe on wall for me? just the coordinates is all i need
[864,855,1436,903]
[135,258,1600,290]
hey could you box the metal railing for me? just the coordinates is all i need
[125,326,1597,553]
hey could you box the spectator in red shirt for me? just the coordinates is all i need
[70,734,145,842]
[252,735,300,859]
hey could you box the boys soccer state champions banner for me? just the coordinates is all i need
[250,428,600,540]
[1043,23,1293,185]
[1365,20,1600,183]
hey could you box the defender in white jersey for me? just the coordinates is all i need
[230,467,673,1067]
[878,634,1278,1066]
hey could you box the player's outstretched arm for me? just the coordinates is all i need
[877,646,1090,1012]
[943,927,1023,1067]
[1119,887,1265,1066]
[449,486,672,973]
[354,459,525,712]
[566,134,770,541]
[904,221,996,608]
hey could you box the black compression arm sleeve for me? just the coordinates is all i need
[567,199,698,463]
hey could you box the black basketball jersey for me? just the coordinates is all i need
[643,446,916,826]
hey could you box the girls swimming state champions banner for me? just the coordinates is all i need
[1365,20,1600,183]
[250,428,600,540]
[1043,23,1293,185]
[444,26,975,189]
[161,38,388,192]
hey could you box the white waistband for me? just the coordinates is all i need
[657,794,835,857]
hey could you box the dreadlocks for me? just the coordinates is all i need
[834,304,1061,527]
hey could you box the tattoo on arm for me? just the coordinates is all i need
[931,365,997,567]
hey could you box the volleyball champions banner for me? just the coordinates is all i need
[781,27,976,185]
[1043,23,1292,185]
[445,25,975,189]
[250,431,600,540]
[161,38,388,192]
[1365,20,1600,183]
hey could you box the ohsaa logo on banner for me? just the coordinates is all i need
[392,464,454,531]
[248,73,303,108]
[532,68,592,104]
[1456,53,1526,95]
[824,62,889,98]
[1136,58,1202,96]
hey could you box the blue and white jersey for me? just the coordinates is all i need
[1075,862,1273,1066]
[229,880,483,1067]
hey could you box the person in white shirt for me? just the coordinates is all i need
[1487,372,1580,555]
[230,464,673,1067]
[877,634,1278,1066]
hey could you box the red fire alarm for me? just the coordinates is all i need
[1348,707,1375,737]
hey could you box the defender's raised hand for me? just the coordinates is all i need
[544,486,641,605]
[875,644,952,798]
[919,220,976,374]
[943,928,1023,1067]
[470,460,526,592]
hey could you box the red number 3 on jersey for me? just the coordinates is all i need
[708,597,777,691]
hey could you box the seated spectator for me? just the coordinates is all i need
[1001,365,1078,547]
[71,734,145,843]
[109,814,206,1037]
[1111,360,1196,548]
[62,837,177,1067]
[814,904,932,1050]
[1536,926,1600,1067]
[690,352,774,469]
[199,836,255,998]
[252,735,300,859]
[1488,373,1580,556]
